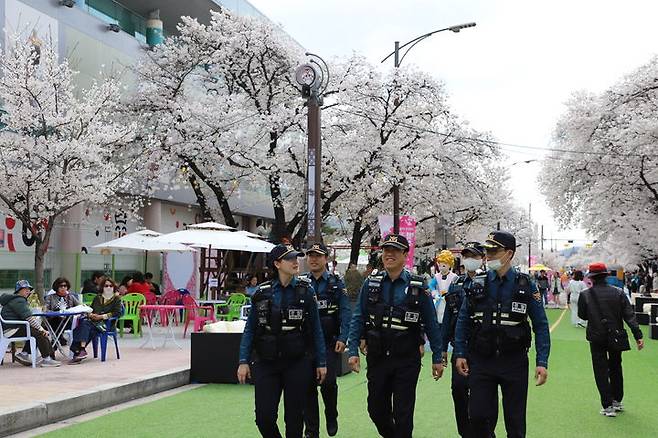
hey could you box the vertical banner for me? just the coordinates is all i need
[163,251,198,297]
[378,215,417,269]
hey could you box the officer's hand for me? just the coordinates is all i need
[349,356,360,373]
[237,364,251,384]
[359,339,367,355]
[317,367,327,384]
[432,363,444,380]
[535,366,548,386]
[637,339,644,351]
[335,341,346,353]
[456,358,469,377]
[419,344,425,358]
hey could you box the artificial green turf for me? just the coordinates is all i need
[40,309,658,437]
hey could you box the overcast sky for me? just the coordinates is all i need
[249,0,658,248]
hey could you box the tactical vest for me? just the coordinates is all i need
[364,272,425,359]
[444,275,467,345]
[300,272,342,344]
[251,278,312,361]
[467,271,533,357]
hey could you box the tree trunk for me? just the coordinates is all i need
[188,173,215,222]
[269,173,287,243]
[349,217,365,266]
[32,219,55,301]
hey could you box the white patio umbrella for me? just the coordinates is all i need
[153,223,274,253]
[93,229,194,252]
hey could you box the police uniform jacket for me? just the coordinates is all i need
[301,270,352,345]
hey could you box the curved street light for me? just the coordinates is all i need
[382,22,476,233]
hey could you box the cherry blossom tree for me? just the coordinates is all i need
[0,34,136,295]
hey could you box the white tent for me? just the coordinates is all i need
[92,229,195,252]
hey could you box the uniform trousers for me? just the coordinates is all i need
[253,355,314,438]
[469,351,528,438]
[304,348,339,436]
[366,353,421,438]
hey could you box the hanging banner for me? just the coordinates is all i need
[378,215,417,269]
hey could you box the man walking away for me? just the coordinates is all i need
[578,263,644,417]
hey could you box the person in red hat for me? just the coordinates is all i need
[578,262,644,417]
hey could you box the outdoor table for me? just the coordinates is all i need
[139,304,186,350]
[31,310,88,357]
[198,299,228,317]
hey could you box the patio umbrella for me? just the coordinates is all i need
[152,223,274,253]
[529,263,551,272]
[93,229,194,252]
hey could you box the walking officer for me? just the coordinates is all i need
[237,244,328,438]
[301,242,352,438]
[454,231,550,438]
[348,234,443,438]
[437,241,497,437]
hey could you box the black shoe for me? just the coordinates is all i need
[326,419,338,436]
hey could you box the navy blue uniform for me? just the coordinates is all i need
[454,268,550,438]
[301,271,352,437]
[239,277,326,438]
[348,269,442,438]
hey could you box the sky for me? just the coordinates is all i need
[249,0,658,248]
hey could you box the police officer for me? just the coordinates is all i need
[437,241,497,438]
[237,244,328,438]
[301,243,352,438]
[454,231,550,438]
[348,234,443,438]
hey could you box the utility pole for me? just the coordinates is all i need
[392,41,400,234]
[528,202,532,269]
[540,224,544,261]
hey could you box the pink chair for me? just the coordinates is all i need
[182,295,216,337]
[159,290,182,326]
[141,292,159,325]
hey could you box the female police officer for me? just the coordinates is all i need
[237,244,327,438]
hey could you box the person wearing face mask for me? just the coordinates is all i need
[453,231,551,438]
[69,278,122,363]
[436,242,497,438]
[237,244,327,438]
[347,234,443,438]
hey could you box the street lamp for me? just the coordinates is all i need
[295,53,329,246]
[382,22,476,233]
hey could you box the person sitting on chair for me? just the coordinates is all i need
[69,278,122,363]
[43,277,80,346]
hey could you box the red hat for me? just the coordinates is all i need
[587,262,609,277]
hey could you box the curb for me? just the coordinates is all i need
[0,367,189,437]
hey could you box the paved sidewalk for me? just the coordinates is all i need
[1,326,191,412]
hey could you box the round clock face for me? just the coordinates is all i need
[295,64,317,86]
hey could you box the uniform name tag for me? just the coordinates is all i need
[317,300,328,310]
[404,311,420,323]
[511,302,527,314]
[288,309,303,320]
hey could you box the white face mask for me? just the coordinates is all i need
[463,258,481,272]
[487,251,510,272]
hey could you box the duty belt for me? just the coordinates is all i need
[368,315,412,331]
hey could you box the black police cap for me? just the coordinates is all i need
[306,242,329,256]
[483,231,520,251]
[380,234,410,251]
[268,244,305,266]
[461,241,485,257]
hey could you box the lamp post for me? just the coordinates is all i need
[295,53,329,245]
[381,22,476,233]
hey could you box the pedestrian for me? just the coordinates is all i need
[537,270,550,306]
[454,231,551,438]
[568,270,587,327]
[577,262,644,417]
[438,241,497,437]
[348,234,443,438]
[237,244,327,438]
[301,243,352,438]
[552,272,563,308]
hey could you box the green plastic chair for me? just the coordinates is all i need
[118,293,146,338]
[216,293,249,321]
[82,293,97,306]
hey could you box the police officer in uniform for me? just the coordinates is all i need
[237,244,328,438]
[437,241,497,437]
[454,231,550,438]
[301,243,352,438]
[348,234,443,438]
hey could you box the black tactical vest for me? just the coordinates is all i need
[467,271,533,357]
[364,272,425,359]
[444,275,467,344]
[301,272,342,344]
[251,278,312,361]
